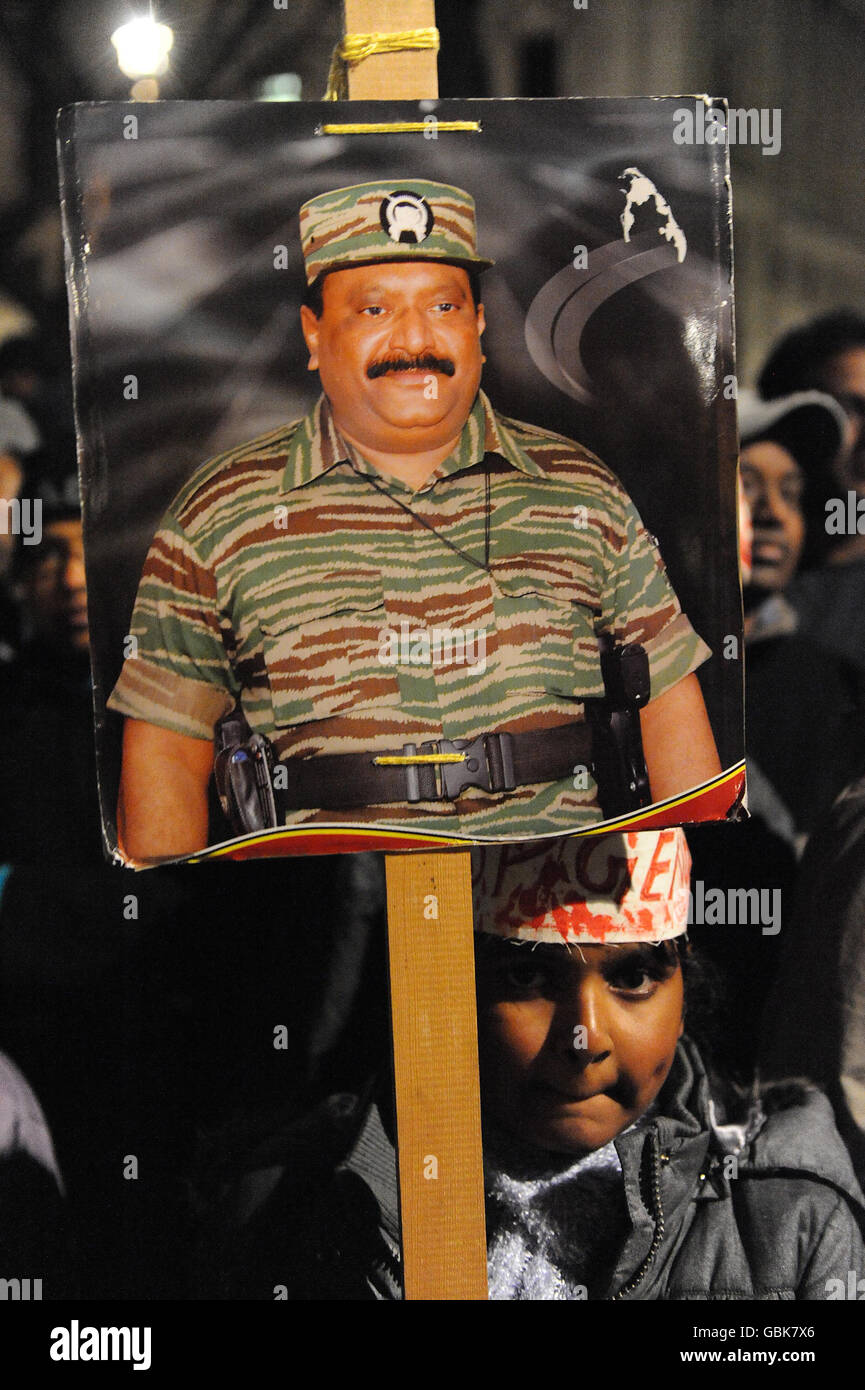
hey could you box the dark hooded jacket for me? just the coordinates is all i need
[605,1038,865,1300]
[209,1037,865,1300]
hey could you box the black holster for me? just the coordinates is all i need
[213,707,279,834]
[584,635,652,818]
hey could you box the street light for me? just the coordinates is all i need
[111,17,174,80]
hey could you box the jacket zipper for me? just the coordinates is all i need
[611,1129,666,1300]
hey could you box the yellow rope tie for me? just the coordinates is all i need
[324,27,440,101]
[318,119,481,136]
[373,753,466,766]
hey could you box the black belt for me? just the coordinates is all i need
[275,722,595,811]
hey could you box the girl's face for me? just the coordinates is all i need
[476,940,684,1156]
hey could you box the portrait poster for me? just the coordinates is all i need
[58,97,744,865]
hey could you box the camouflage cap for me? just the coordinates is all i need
[471,830,692,945]
[299,179,494,286]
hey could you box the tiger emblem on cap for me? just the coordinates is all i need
[379,191,434,244]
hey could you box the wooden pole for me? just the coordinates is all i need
[340,0,488,1300]
[384,851,487,1299]
[341,0,440,100]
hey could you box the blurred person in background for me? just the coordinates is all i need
[760,769,865,1188]
[759,311,865,676]
[738,388,865,847]
[0,352,40,471]
[0,335,78,512]
[0,497,389,1297]
[0,498,172,1298]
[685,387,863,1079]
[0,1046,70,1292]
[0,502,94,861]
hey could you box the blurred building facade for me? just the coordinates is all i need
[479,0,865,382]
[0,0,861,382]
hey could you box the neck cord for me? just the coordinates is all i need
[358,462,492,573]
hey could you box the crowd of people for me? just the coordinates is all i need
[1,307,865,1299]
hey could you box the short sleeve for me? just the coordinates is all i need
[107,509,238,739]
[599,485,711,701]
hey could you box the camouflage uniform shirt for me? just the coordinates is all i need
[108,391,710,836]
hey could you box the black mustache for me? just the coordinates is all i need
[367,355,456,379]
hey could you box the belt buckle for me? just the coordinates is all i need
[431,733,516,800]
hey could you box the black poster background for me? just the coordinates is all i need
[58,97,742,856]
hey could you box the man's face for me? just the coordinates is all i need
[739,439,806,593]
[300,261,485,458]
[813,347,865,494]
[20,518,89,653]
[475,940,683,1156]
